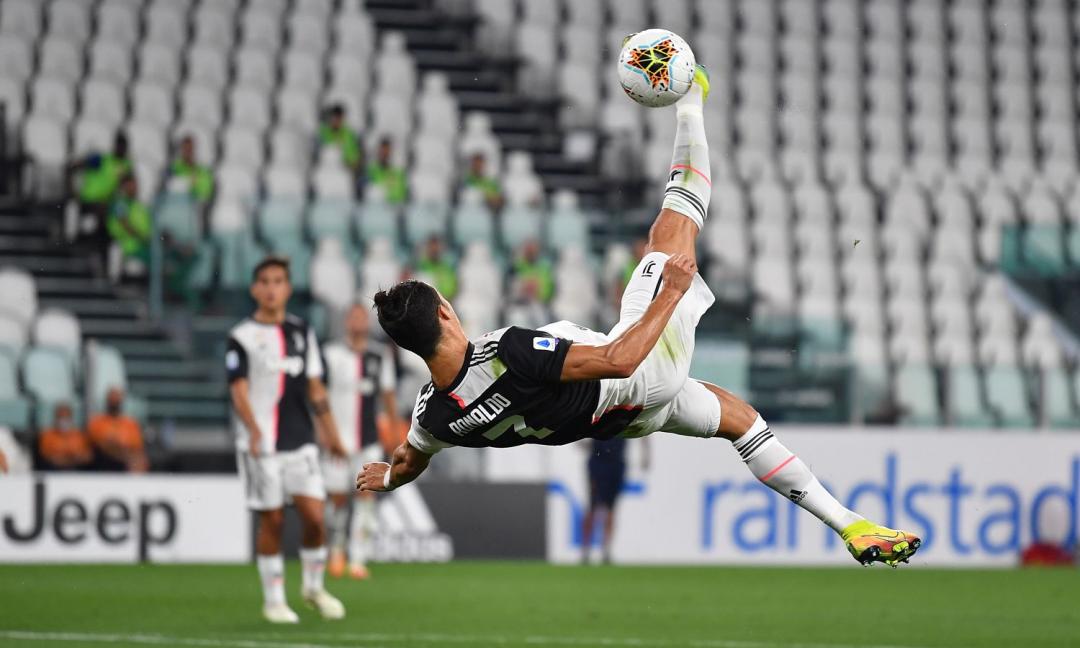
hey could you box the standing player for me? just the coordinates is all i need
[321,304,401,580]
[358,66,921,567]
[227,257,347,623]
[581,436,648,565]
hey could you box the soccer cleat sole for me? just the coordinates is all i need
[854,536,921,567]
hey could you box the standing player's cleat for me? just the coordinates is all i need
[303,589,346,620]
[262,603,300,624]
[327,549,347,579]
[348,563,371,580]
[841,520,922,567]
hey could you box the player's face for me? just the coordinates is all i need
[345,306,369,346]
[250,266,292,311]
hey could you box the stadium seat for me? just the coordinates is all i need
[179,84,224,132]
[0,350,30,431]
[241,8,283,52]
[48,0,91,44]
[80,78,125,128]
[187,47,229,92]
[984,366,1034,427]
[87,39,133,87]
[359,238,402,299]
[156,193,201,245]
[308,199,354,243]
[22,115,68,195]
[946,366,993,427]
[287,12,329,56]
[72,119,116,157]
[22,347,77,428]
[1043,368,1078,428]
[97,1,139,46]
[193,5,235,50]
[234,49,277,92]
[131,83,175,129]
[311,238,356,313]
[30,77,76,123]
[457,242,503,300]
[0,312,27,358]
[258,198,306,245]
[0,0,42,41]
[216,165,258,201]
[894,365,940,425]
[227,87,273,134]
[501,206,544,250]
[0,35,33,84]
[277,89,319,136]
[139,44,182,88]
[333,10,376,56]
[356,198,399,244]
[145,2,187,49]
[374,32,417,99]
[221,127,265,170]
[404,203,449,247]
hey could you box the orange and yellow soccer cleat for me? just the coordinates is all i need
[841,520,922,567]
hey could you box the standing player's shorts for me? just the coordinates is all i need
[321,444,385,494]
[588,459,627,508]
[599,251,722,440]
[237,443,326,511]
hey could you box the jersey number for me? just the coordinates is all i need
[481,415,554,441]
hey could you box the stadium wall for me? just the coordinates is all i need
[528,429,1080,567]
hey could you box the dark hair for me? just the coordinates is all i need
[252,255,291,283]
[327,104,345,118]
[114,133,129,156]
[373,280,443,359]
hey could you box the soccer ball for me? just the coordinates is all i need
[617,29,696,108]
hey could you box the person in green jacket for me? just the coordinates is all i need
[416,236,457,300]
[366,137,408,204]
[107,174,152,264]
[71,133,131,216]
[512,239,554,303]
[168,135,214,202]
[319,104,362,171]
[463,153,504,211]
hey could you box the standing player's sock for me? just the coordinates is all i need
[299,546,328,594]
[256,553,286,606]
[661,68,711,229]
[732,416,863,533]
[348,497,376,568]
[327,503,348,553]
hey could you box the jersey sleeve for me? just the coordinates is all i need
[497,326,573,384]
[225,337,248,383]
[306,327,325,380]
[379,348,397,393]
[406,420,451,455]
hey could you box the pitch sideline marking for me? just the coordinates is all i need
[0,630,383,648]
[0,629,933,648]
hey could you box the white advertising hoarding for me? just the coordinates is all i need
[0,474,249,563]
[534,429,1080,566]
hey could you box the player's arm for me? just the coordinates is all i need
[560,254,696,381]
[308,378,347,458]
[229,379,263,456]
[356,440,431,492]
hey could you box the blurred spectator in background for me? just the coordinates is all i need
[511,239,554,303]
[366,137,407,205]
[88,387,148,473]
[416,236,457,300]
[463,153,503,211]
[168,135,214,203]
[38,403,93,471]
[70,133,131,218]
[319,104,362,172]
[106,173,152,280]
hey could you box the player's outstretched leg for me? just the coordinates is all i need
[699,382,922,567]
[647,64,712,262]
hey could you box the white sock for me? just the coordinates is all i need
[327,502,348,552]
[256,554,286,606]
[661,82,710,229]
[733,416,863,534]
[299,546,327,594]
[348,497,377,567]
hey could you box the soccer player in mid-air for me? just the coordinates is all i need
[321,304,401,580]
[227,257,348,623]
[358,66,921,567]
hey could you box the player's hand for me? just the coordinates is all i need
[357,461,391,492]
[248,429,262,457]
[0,449,8,474]
[661,254,696,295]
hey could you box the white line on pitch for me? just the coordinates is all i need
[0,630,386,648]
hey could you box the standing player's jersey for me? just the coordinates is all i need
[323,340,396,453]
[227,314,324,454]
[406,323,642,454]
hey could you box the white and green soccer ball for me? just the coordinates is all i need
[617,29,697,108]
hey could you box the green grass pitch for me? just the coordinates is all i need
[1,562,1078,648]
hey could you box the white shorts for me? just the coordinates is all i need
[601,251,722,440]
[236,443,326,511]
[320,445,385,494]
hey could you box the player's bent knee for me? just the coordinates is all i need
[646,208,699,259]
[260,509,285,534]
[696,381,758,441]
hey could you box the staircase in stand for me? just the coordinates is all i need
[0,206,228,431]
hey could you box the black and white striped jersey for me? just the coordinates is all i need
[406,325,643,454]
[226,314,324,454]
